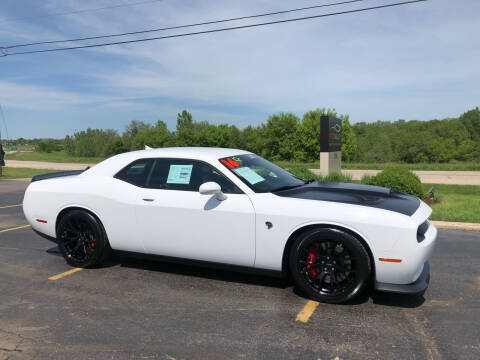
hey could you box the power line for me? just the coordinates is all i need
[0,0,164,24]
[2,0,428,57]
[6,0,370,49]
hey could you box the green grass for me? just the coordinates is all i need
[424,184,480,223]
[275,160,480,171]
[342,162,480,171]
[5,150,105,164]
[0,167,59,180]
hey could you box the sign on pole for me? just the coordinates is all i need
[319,116,342,176]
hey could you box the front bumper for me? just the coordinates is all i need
[374,262,430,295]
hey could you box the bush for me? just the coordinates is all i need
[362,167,425,198]
[36,140,60,153]
[284,165,321,181]
[64,128,118,157]
[321,171,353,183]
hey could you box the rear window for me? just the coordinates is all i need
[115,159,153,187]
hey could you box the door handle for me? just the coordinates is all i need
[142,198,155,202]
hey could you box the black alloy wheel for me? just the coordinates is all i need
[289,228,371,304]
[57,210,111,268]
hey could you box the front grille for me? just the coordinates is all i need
[417,220,430,243]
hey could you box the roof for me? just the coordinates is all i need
[141,147,250,159]
[84,147,251,177]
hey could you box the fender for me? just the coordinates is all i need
[281,220,374,275]
[56,204,105,233]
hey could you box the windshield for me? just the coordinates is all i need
[219,154,305,193]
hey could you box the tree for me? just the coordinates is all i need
[175,110,196,146]
[460,107,480,142]
[295,108,342,161]
[65,128,118,157]
[131,121,173,150]
[341,115,358,162]
[260,113,299,160]
[122,120,151,150]
[36,140,60,153]
[241,125,262,154]
[105,136,127,155]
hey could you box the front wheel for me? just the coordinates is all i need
[57,210,111,268]
[289,228,371,304]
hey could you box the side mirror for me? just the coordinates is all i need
[199,181,227,201]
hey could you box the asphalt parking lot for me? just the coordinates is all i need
[1,180,479,360]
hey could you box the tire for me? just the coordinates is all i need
[57,210,111,268]
[289,228,371,304]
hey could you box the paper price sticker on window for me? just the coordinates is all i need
[167,164,193,184]
[233,167,265,185]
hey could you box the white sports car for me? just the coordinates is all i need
[23,147,437,303]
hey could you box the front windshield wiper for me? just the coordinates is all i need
[271,184,304,192]
[303,178,315,184]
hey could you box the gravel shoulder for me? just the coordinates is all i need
[5,160,94,171]
[310,168,480,185]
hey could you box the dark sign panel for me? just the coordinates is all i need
[320,116,342,152]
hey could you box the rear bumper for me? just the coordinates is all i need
[374,262,430,295]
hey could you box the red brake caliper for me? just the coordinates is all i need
[306,247,317,279]
[91,237,96,249]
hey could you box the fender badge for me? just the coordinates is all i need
[265,221,273,229]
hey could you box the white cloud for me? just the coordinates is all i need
[0,0,479,138]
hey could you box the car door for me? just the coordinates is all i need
[135,158,256,267]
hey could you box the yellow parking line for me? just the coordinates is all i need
[48,268,83,280]
[0,224,31,233]
[296,300,319,323]
[0,204,22,209]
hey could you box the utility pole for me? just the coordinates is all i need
[0,133,4,177]
[0,104,7,176]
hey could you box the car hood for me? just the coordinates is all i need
[273,181,420,216]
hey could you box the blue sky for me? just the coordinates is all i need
[0,0,479,139]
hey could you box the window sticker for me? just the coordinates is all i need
[167,164,193,184]
[231,156,242,165]
[233,167,265,185]
[220,157,240,169]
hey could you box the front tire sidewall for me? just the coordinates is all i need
[57,210,110,268]
[289,228,371,304]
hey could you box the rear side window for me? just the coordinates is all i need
[115,159,153,187]
[146,158,242,194]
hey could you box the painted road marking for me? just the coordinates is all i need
[0,204,22,209]
[296,300,319,323]
[0,224,31,233]
[48,268,83,280]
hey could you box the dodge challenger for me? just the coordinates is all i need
[23,147,436,303]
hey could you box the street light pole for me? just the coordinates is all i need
[0,141,4,177]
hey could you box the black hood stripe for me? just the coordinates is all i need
[274,182,420,216]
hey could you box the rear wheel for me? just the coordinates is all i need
[57,210,111,268]
[289,228,371,304]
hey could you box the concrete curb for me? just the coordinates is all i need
[431,221,480,232]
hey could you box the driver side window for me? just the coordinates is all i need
[145,159,242,194]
